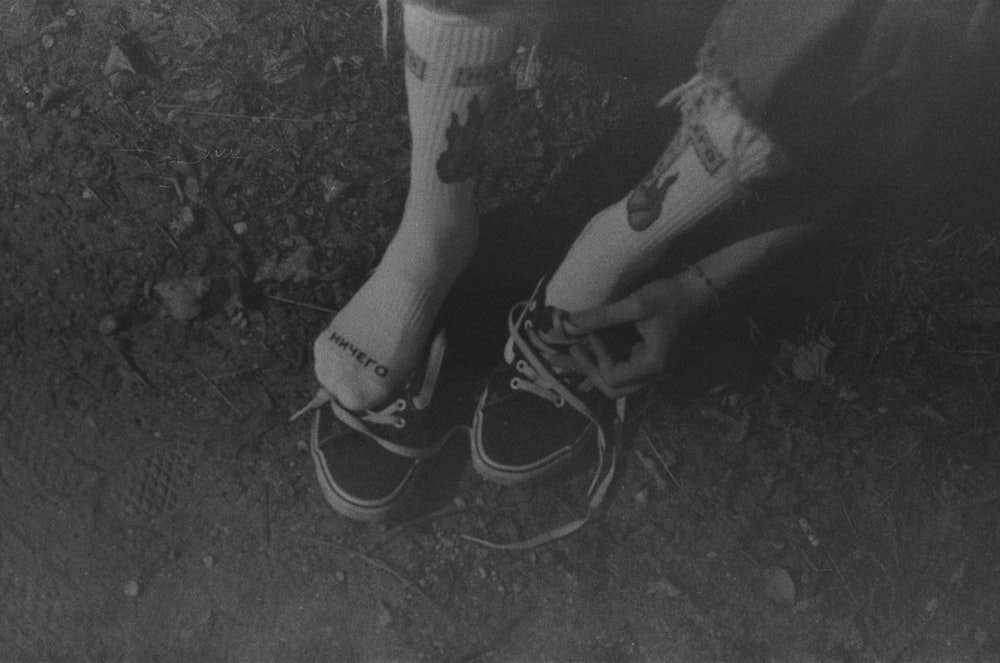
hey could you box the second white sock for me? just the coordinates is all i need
[545,74,788,314]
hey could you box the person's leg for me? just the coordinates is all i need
[312,1,521,412]
[472,0,987,493]
[303,0,533,523]
[542,74,788,314]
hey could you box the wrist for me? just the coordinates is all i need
[679,263,723,317]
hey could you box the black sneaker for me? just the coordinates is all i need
[466,280,627,548]
[296,329,451,522]
[471,280,616,488]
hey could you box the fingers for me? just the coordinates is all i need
[571,337,649,399]
[565,292,649,334]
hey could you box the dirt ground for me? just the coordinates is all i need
[2,1,1000,661]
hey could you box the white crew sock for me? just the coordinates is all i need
[314,3,519,411]
[545,74,789,314]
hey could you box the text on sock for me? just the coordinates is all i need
[328,330,390,378]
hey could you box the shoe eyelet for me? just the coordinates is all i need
[393,417,407,429]
[524,320,533,330]
[515,359,528,374]
[510,377,522,391]
[554,395,565,408]
[395,398,407,411]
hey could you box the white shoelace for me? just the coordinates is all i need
[464,292,626,550]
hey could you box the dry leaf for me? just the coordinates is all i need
[103,43,136,77]
[791,334,835,382]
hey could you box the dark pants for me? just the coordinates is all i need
[700,0,996,189]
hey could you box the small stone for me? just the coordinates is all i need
[97,313,119,335]
[202,553,215,569]
[169,205,198,237]
[154,276,211,321]
[320,175,350,203]
[335,570,346,583]
[633,489,649,505]
[41,34,55,49]
[453,495,467,510]
[646,577,682,598]
[123,580,140,597]
[232,221,248,235]
[377,602,394,628]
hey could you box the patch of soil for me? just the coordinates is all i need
[2,1,999,661]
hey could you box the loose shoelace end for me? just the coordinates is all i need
[290,389,332,422]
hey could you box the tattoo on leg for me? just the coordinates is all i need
[406,45,428,80]
[627,171,679,232]
[437,95,486,183]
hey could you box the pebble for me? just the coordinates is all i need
[646,577,682,598]
[232,221,248,235]
[123,580,140,597]
[97,313,119,335]
[377,602,394,628]
[202,553,216,569]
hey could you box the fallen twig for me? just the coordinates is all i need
[157,105,360,125]
[195,366,242,416]
[265,293,337,314]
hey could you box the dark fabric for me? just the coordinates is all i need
[698,0,994,178]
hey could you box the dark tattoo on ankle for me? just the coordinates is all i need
[406,45,427,80]
[628,133,685,231]
[437,95,485,183]
[627,171,678,232]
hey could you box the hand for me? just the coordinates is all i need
[562,273,715,398]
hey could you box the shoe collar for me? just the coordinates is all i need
[292,328,449,459]
[503,278,587,364]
